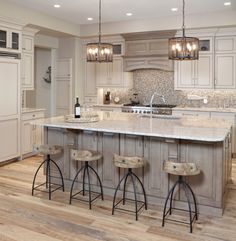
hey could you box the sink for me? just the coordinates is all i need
[140,114,181,120]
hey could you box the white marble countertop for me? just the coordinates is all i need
[174,106,236,113]
[34,112,231,142]
[22,108,45,113]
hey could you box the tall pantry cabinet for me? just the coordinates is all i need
[0,18,23,162]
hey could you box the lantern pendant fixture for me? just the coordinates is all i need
[168,0,199,60]
[86,0,113,62]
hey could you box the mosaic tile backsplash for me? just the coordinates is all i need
[108,69,236,108]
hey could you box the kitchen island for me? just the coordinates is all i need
[37,112,232,216]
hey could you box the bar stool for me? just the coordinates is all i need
[69,149,103,209]
[32,144,65,200]
[112,154,147,221]
[162,160,200,233]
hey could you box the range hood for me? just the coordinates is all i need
[122,30,176,72]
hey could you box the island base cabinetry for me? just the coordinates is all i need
[45,127,230,216]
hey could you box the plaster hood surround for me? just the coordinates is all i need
[123,30,176,72]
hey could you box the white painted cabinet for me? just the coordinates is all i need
[21,28,38,90]
[85,62,97,97]
[56,58,73,115]
[96,57,133,88]
[21,52,34,90]
[215,36,236,53]
[175,54,213,89]
[0,58,20,162]
[172,109,210,118]
[0,27,21,53]
[21,110,45,157]
[214,54,236,89]
[93,105,122,112]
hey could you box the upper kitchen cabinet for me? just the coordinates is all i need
[214,54,236,89]
[0,27,21,53]
[96,57,133,88]
[175,54,213,89]
[174,30,236,90]
[21,27,39,90]
[215,36,236,54]
[214,35,236,89]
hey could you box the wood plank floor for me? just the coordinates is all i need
[0,156,236,241]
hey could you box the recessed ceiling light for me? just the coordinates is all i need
[224,2,231,6]
[87,17,93,21]
[126,13,133,16]
[171,8,178,12]
[54,4,61,8]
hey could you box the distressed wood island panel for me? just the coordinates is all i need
[45,127,231,216]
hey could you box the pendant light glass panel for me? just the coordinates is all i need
[87,42,113,62]
[169,36,199,60]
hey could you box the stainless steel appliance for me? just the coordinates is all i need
[121,104,176,115]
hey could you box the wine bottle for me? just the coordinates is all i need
[74,97,80,118]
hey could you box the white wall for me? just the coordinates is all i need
[35,48,52,117]
[0,0,80,36]
[80,9,236,36]
[35,34,59,49]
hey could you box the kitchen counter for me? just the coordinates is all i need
[36,111,231,142]
[22,108,46,113]
[40,111,232,216]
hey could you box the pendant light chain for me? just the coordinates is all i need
[99,0,101,44]
[182,0,185,37]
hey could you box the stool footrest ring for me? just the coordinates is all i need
[113,198,145,214]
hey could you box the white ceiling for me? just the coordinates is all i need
[6,0,236,25]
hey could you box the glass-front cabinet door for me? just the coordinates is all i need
[11,32,19,50]
[0,29,7,49]
[0,28,21,52]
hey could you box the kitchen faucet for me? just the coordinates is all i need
[150,92,166,115]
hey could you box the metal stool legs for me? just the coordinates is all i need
[112,168,147,221]
[162,176,198,233]
[32,154,65,200]
[69,161,103,209]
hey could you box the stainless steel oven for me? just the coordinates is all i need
[121,104,176,115]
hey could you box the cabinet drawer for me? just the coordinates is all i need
[22,111,44,121]
[173,110,210,117]
[84,96,97,104]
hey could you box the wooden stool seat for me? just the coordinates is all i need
[71,149,102,162]
[113,154,145,169]
[163,161,200,176]
[33,144,62,156]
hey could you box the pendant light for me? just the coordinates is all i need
[86,0,113,62]
[168,0,199,60]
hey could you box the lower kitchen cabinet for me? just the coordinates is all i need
[21,109,45,157]
[98,132,120,189]
[93,105,122,112]
[144,137,170,198]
